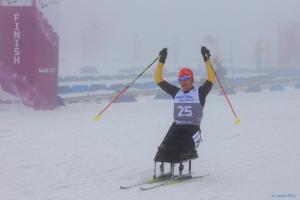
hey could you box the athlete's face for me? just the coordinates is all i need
[180,79,194,91]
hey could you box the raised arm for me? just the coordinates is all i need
[202,46,217,84]
[198,46,217,106]
[154,48,180,99]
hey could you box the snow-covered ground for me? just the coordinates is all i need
[0,88,20,103]
[0,88,299,200]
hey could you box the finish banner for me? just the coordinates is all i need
[0,0,59,109]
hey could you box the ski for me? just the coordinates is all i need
[120,174,173,190]
[139,173,210,191]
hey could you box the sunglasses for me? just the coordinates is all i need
[178,76,191,82]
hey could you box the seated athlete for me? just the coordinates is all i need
[153,46,216,177]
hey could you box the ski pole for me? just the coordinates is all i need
[209,59,241,124]
[95,56,159,122]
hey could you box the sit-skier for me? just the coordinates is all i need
[153,46,216,178]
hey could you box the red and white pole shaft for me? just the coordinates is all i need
[209,59,241,124]
[95,56,159,121]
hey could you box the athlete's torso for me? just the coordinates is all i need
[173,88,203,126]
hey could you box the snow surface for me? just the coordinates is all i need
[0,87,20,103]
[0,88,300,200]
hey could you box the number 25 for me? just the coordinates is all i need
[178,106,192,117]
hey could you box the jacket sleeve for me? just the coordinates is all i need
[198,80,213,106]
[205,59,217,83]
[198,59,216,105]
[154,62,180,99]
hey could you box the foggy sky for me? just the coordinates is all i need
[59,0,300,74]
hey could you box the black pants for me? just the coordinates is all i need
[154,122,200,163]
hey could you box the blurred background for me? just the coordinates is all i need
[59,0,300,74]
[59,0,300,104]
[1,0,300,105]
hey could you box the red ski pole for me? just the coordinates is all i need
[95,56,159,122]
[209,59,241,124]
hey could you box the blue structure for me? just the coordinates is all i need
[90,84,108,91]
[126,74,138,79]
[139,82,157,89]
[109,84,125,91]
[58,86,72,94]
[131,83,141,89]
[154,92,172,100]
[270,84,285,91]
[245,85,262,93]
[71,85,90,93]
[115,94,137,103]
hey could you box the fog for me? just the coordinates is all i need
[59,0,300,74]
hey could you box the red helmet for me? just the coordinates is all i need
[178,68,194,81]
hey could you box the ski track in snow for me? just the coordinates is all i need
[0,88,300,200]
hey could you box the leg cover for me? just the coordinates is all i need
[154,123,200,163]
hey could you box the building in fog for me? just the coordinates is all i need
[278,23,300,68]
